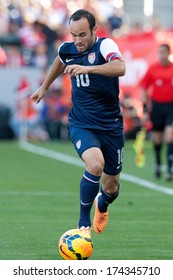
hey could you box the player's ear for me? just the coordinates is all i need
[93,25,97,34]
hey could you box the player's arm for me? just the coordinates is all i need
[64,38,125,77]
[141,87,150,126]
[65,59,125,78]
[30,56,66,104]
[86,59,125,77]
[139,69,152,118]
[141,88,148,108]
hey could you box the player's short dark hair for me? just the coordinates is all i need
[69,9,96,31]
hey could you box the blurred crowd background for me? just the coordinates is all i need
[0,0,173,141]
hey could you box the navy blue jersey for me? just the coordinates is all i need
[58,37,123,131]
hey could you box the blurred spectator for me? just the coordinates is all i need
[0,103,15,140]
[43,88,69,140]
[120,94,142,139]
[150,15,165,33]
[13,76,49,141]
[108,7,123,33]
[33,20,58,64]
[0,18,21,46]
[0,5,9,36]
[128,21,145,37]
[0,46,7,65]
[30,43,48,69]
[18,17,46,65]
[6,45,25,66]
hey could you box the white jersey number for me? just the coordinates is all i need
[76,74,90,87]
[117,148,124,165]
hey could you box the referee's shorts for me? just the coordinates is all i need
[150,101,173,131]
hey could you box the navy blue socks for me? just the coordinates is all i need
[78,170,100,228]
[98,184,120,213]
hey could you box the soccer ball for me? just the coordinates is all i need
[58,228,93,260]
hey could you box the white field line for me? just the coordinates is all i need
[0,191,75,196]
[19,142,173,196]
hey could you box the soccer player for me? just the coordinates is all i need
[140,44,173,181]
[30,9,125,235]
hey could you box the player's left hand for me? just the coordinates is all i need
[64,64,90,77]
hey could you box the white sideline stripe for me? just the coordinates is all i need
[121,174,173,196]
[0,191,75,196]
[20,142,173,196]
[20,142,84,167]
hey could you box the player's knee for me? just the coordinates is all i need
[87,160,104,176]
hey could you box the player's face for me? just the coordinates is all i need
[70,17,97,52]
[158,46,170,65]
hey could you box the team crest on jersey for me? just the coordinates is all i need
[76,140,81,149]
[88,52,95,64]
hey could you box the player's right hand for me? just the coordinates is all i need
[30,86,46,104]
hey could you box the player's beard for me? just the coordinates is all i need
[84,31,96,52]
[76,31,96,53]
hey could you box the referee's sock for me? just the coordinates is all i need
[154,143,162,166]
[167,143,173,172]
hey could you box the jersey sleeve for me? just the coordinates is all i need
[139,68,152,89]
[100,38,124,62]
[58,42,66,64]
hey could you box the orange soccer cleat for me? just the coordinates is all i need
[93,194,108,234]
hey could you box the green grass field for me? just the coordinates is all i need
[0,140,173,260]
